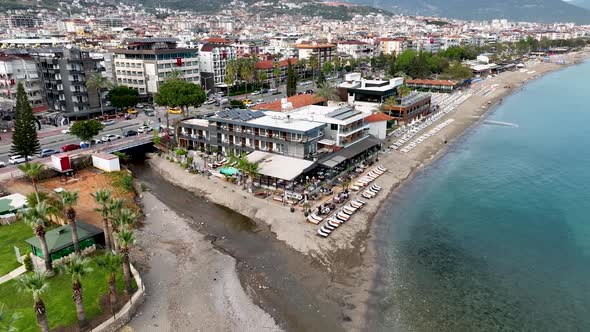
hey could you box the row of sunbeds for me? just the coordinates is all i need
[317,198,367,237]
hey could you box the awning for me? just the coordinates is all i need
[319,136,381,168]
[247,151,316,181]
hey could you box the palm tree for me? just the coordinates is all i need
[86,73,112,117]
[60,190,80,254]
[17,272,49,332]
[224,59,238,88]
[315,83,340,106]
[94,189,113,251]
[112,208,136,233]
[60,255,93,328]
[272,63,281,88]
[18,162,44,203]
[382,96,398,115]
[20,201,53,275]
[115,229,135,297]
[309,56,319,85]
[239,58,255,93]
[398,84,412,98]
[96,253,123,315]
[0,302,22,332]
[258,71,268,94]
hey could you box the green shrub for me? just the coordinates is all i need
[174,148,187,156]
[140,182,149,192]
[23,253,33,272]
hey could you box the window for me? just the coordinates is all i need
[330,124,337,130]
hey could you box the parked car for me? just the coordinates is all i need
[0,161,5,168]
[60,144,80,152]
[268,88,278,93]
[305,89,314,94]
[215,98,229,106]
[242,98,252,105]
[124,130,138,137]
[8,155,29,165]
[272,91,282,95]
[101,119,116,126]
[144,108,155,116]
[256,99,264,103]
[80,139,102,148]
[39,149,58,158]
[137,125,153,133]
[101,134,121,142]
[261,88,269,94]
[251,90,261,96]
[168,107,182,114]
[203,99,216,105]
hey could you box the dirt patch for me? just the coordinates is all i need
[4,168,137,229]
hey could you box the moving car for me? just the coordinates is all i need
[204,99,216,105]
[127,108,138,115]
[251,90,261,96]
[242,98,252,105]
[168,107,182,114]
[215,98,229,106]
[39,149,58,158]
[80,139,102,148]
[124,130,138,137]
[0,161,5,168]
[144,109,155,116]
[101,134,121,142]
[8,155,29,165]
[101,119,116,126]
[60,144,80,152]
[137,125,153,133]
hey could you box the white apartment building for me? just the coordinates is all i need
[111,38,200,95]
[295,42,336,69]
[0,52,44,108]
[336,41,374,59]
[199,43,236,90]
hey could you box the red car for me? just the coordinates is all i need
[61,144,80,152]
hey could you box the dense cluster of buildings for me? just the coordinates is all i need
[0,2,588,115]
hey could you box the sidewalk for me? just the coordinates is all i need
[0,265,26,285]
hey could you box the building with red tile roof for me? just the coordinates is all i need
[253,94,325,112]
[364,112,394,123]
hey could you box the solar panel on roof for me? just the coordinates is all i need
[327,107,361,120]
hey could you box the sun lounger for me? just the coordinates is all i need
[354,199,366,205]
[377,166,387,172]
[350,201,363,209]
[307,215,321,224]
[364,190,376,197]
[317,229,330,237]
[350,185,361,191]
[343,206,356,214]
[324,222,337,231]
[371,184,382,191]
[327,219,341,228]
[320,225,333,234]
[336,212,350,221]
[362,192,374,199]
[310,213,323,223]
[368,187,379,194]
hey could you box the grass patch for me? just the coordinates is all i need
[0,222,33,276]
[107,171,134,193]
[0,252,132,332]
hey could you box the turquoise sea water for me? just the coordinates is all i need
[373,61,590,331]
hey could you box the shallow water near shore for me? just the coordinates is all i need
[370,61,590,331]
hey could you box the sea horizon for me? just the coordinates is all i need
[369,59,590,331]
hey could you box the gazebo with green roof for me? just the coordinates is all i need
[25,222,105,260]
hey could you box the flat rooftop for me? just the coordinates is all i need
[250,113,326,133]
[287,105,369,125]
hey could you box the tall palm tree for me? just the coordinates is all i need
[0,302,22,332]
[309,56,319,86]
[107,198,124,251]
[94,189,113,251]
[239,58,255,93]
[20,201,53,275]
[398,84,412,98]
[315,83,340,106]
[96,253,123,315]
[18,162,44,203]
[115,228,135,297]
[17,272,49,332]
[60,255,93,328]
[60,190,80,254]
[382,96,398,115]
[86,73,112,117]
[272,63,281,88]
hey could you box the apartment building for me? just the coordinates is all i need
[295,42,336,69]
[254,58,304,87]
[379,37,406,55]
[111,38,200,96]
[199,43,236,90]
[178,108,325,159]
[336,40,374,59]
[32,47,102,113]
[0,51,45,109]
[8,15,38,29]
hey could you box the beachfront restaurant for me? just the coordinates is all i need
[247,151,317,190]
[25,222,104,261]
[317,135,382,171]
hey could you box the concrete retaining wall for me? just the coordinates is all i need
[90,264,145,332]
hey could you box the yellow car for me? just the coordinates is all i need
[168,107,182,114]
[127,108,138,114]
[242,99,252,105]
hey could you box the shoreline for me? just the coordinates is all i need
[137,49,590,331]
[358,50,590,330]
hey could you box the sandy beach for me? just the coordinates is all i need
[125,191,280,331]
[140,49,590,331]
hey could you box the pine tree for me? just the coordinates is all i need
[11,83,40,160]
[286,60,297,97]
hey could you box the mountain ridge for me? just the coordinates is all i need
[344,0,590,23]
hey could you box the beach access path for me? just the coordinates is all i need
[125,192,279,332]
